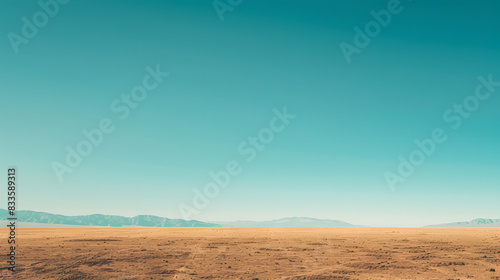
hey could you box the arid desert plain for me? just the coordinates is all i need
[1,228,499,279]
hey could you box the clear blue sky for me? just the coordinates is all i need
[1,0,499,226]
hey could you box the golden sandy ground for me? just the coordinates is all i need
[1,227,499,279]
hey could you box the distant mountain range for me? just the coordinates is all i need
[213,217,366,227]
[0,209,218,227]
[425,218,500,228]
[2,210,498,228]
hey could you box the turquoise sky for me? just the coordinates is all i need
[1,0,499,227]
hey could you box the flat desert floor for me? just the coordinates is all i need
[1,228,499,279]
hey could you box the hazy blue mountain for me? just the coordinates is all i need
[425,218,500,228]
[0,209,219,227]
[213,217,366,227]
[0,210,365,227]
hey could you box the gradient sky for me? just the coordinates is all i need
[1,0,499,227]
